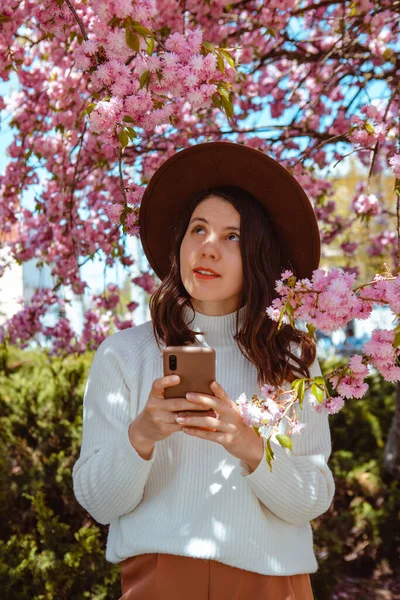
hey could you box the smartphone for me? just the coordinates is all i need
[163,345,216,416]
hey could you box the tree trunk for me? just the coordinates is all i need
[383,382,400,478]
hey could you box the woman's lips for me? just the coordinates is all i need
[193,271,221,280]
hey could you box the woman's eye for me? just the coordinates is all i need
[192,226,239,241]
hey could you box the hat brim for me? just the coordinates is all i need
[139,141,320,281]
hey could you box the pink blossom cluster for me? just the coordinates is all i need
[367,230,398,260]
[0,289,63,348]
[114,316,134,330]
[77,26,226,137]
[79,308,113,351]
[132,272,157,294]
[235,389,285,430]
[388,154,400,178]
[361,273,400,315]
[268,268,373,335]
[341,242,358,256]
[352,193,381,217]
[42,318,77,356]
[0,283,138,355]
[362,329,400,382]
[313,396,345,416]
[349,103,390,149]
[328,354,370,399]
[264,267,400,405]
[235,373,339,449]
[92,283,121,311]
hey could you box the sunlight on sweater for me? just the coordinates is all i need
[212,518,227,541]
[217,460,236,479]
[185,538,217,557]
[209,483,222,495]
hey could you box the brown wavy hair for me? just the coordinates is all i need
[149,185,316,388]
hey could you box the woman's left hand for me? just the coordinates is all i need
[175,381,264,467]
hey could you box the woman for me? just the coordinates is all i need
[72,141,335,599]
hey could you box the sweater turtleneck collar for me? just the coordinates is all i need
[182,303,247,349]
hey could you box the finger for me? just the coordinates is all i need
[176,415,229,432]
[158,411,187,427]
[210,381,228,399]
[164,398,206,412]
[182,427,226,442]
[186,392,219,410]
[152,375,180,398]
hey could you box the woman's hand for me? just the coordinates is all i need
[176,381,264,469]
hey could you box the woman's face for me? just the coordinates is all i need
[180,195,243,316]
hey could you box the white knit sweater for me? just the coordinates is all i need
[72,304,335,575]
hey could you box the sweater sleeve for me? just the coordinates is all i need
[72,336,157,525]
[239,355,335,526]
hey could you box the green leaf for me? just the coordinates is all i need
[217,84,231,99]
[125,126,137,140]
[146,36,155,55]
[132,23,153,37]
[202,41,215,52]
[220,95,234,118]
[211,93,221,108]
[82,102,96,117]
[218,48,236,70]
[383,47,394,62]
[364,122,375,134]
[276,434,293,452]
[123,115,135,123]
[292,378,306,409]
[265,436,275,472]
[139,70,151,90]
[216,53,225,73]
[126,28,140,52]
[393,330,400,348]
[306,322,316,337]
[286,300,294,316]
[311,383,325,404]
[118,128,129,151]
[394,178,400,196]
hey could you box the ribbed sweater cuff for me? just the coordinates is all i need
[73,429,157,525]
[240,439,334,526]
[120,427,157,464]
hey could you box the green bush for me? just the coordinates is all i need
[0,346,398,599]
[0,346,120,599]
[311,355,400,599]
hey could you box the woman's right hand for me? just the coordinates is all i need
[128,375,207,454]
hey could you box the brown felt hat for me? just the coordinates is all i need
[138,141,321,281]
